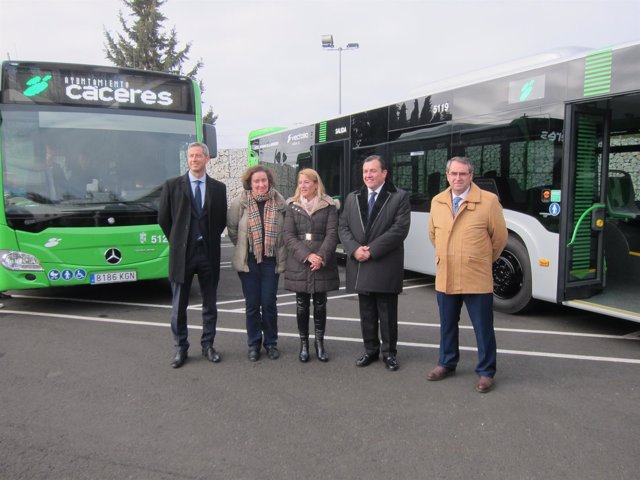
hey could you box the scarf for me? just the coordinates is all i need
[300,195,318,215]
[245,188,279,262]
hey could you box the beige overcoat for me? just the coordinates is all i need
[429,182,508,294]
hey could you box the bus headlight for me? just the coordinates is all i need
[0,250,44,271]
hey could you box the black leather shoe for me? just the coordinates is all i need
[202,346,221,363]
[356,352,379,367]
[384,355,399,371]
[266,346,280,360]
[171,351,188,369]
[248,347,260,362]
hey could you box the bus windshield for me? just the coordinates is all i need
[2,106,195,232]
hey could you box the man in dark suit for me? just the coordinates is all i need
[158,142,227,368]
[338,155,411,371]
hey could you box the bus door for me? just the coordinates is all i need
[560,105,610,301]
[314,141,348,208]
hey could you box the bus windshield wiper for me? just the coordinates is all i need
[102,200,158,212]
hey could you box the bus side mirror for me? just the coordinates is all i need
[203,123,217,159]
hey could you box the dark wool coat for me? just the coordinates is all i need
[283,194,340,293]
[158,173,227,283]
[338,182,411,294]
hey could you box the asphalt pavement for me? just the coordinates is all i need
[1,240,639,479]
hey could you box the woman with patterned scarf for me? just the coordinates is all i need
[227,165,287,361]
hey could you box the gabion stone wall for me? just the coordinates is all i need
[207,148,248,205]
[206,148,299,204]
[610,135,640,197]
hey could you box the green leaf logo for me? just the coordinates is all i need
[23,74,52,97]
[519,79,535,102]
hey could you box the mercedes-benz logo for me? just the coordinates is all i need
[104,248,122,265]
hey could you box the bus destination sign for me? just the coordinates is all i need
[1,62,192,113]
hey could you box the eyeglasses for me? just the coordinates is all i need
[447,171,471,177]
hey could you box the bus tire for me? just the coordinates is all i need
[492,235,534,314]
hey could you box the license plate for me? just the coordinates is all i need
[90,271,137,285]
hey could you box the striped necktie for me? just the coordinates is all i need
[453,196,462,216]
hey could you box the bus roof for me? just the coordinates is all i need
[251,39,640,137]
[1,60,192,81]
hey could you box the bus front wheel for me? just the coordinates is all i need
[493,235,534,314]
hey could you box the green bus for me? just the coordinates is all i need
[248,127,286,166]
[0,61,216,290]
[250,41,640,322]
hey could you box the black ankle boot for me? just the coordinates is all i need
[299,336,310,362]
[313,293,328,362]
[314,330,328,362]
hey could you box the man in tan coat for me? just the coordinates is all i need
[427,156,508,393]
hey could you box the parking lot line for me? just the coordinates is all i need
[3,309,639,365]
[10,290,639,342]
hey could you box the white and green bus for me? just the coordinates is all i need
[0,61,216,290]
[249,41,640,322]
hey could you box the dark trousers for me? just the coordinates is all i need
[436,292,497,377]
[358,292,398,357]
[171,243,219,352]
[238,254,279,348]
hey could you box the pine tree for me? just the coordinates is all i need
[104,0,216,123]
[203,106,218,125]
[104,0,201,75]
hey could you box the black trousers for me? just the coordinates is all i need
[358,292,398,357]
[170,243,219,352]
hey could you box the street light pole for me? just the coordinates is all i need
[321,35,359,115]
[338,46,342,114]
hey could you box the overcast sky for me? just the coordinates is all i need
[2,0,640,148]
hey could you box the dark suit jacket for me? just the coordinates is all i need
[158,173,227,283]
[338,181,411,294]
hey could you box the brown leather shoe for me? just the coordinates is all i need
[426,365,455,381]
[475,376,495,393]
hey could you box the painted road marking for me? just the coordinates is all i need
[2,309,639,365]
